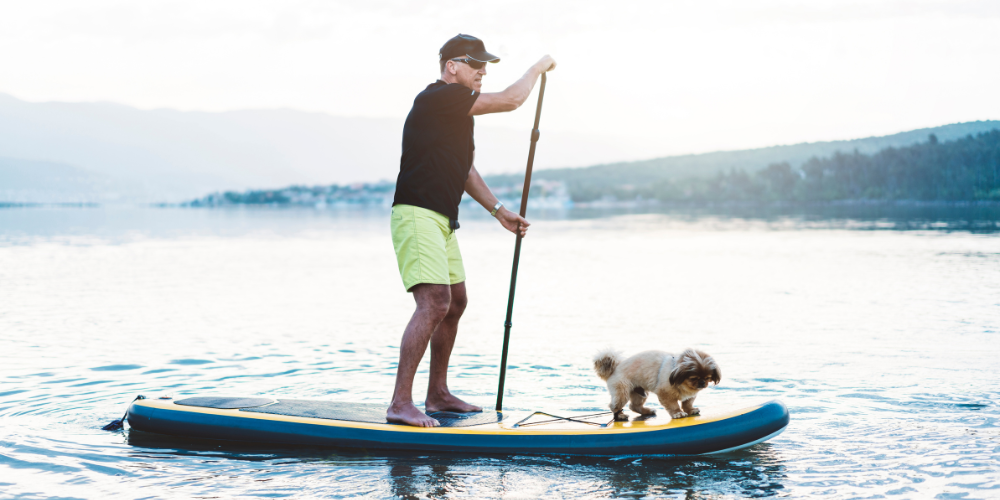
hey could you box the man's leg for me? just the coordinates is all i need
[425,282,482,413]
[387,283,452,427]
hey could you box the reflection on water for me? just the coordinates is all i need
[1,206,998,499]
[0,202,998,241]
[383,449,789,499]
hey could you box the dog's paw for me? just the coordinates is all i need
[630,406,655,416]
[613,411,629,422]
[688,407,701,416]
[670,411,688,419]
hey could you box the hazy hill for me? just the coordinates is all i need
[0,93,408,201]
[0,157,115,203]
[0,93,639,203]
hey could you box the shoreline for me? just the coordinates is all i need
[3,199,1000,210]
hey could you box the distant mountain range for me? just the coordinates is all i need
[0,91,996,204]
[0,93,639,203]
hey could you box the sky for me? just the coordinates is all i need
[2,0,999,162]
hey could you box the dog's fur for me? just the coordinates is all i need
[593,348,721,420]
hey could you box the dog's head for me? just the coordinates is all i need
[668,349,721,390]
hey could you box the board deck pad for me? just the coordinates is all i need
[175,397,276,409]
[240,399,505,428]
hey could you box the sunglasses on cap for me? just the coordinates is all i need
[450,57,486,70]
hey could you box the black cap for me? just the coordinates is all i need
[439,34,500,63]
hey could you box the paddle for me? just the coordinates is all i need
[495,72,547,412]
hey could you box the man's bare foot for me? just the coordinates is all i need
[425,391,482,413]
[387,401,439,427]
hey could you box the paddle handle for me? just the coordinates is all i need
[496,73,546,412]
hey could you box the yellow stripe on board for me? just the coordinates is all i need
[133,399,763,436]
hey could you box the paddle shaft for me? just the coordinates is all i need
[496,73,546,412]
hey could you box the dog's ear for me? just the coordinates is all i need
[709,362,721,385]
[668,362,684,386]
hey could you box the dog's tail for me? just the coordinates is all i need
[593,348,623,381]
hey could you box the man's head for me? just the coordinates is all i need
[439,34,499,92]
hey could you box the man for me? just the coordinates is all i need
[388,34,556,427]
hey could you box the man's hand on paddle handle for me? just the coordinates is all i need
[495,207,530,237]
[535,55,557,73]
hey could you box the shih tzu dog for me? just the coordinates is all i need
[594,348,721,421]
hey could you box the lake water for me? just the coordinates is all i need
[1,205,998,499]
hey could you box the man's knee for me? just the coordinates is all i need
[414,284,452,322]
[447,284,468,317]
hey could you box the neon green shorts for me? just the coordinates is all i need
[390,204,466,292]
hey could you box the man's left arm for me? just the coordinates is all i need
[465,165,530,237]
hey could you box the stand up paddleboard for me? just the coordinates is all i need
[126,396,788,456]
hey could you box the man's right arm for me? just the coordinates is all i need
[468,55,556,116]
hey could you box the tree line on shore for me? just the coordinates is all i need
[561,130,1000,203]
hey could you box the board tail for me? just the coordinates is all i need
[593,349,622,381]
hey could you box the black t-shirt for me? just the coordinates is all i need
[393,80,480,220]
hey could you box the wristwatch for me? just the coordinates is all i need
[490,201,504,217]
